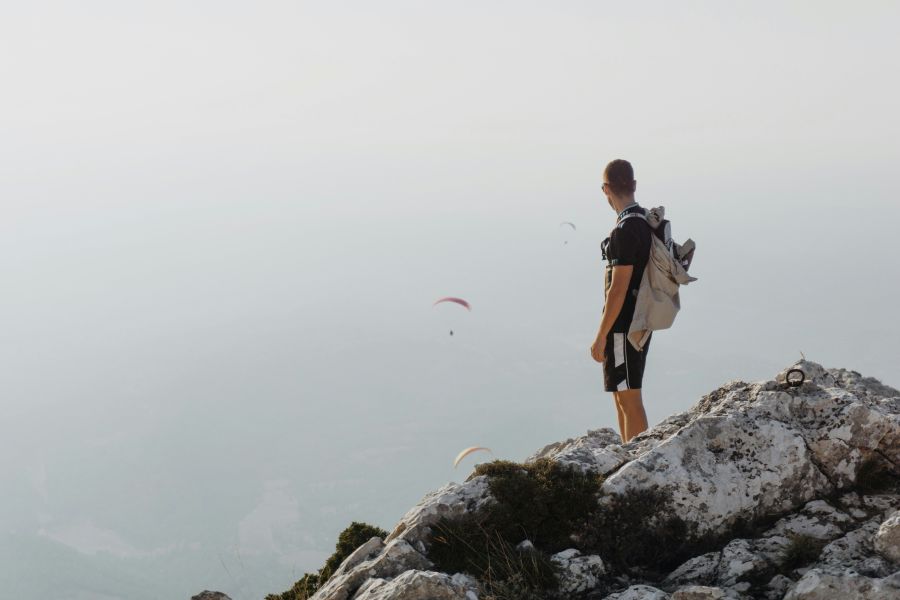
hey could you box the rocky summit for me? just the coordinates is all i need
[294,360,900,600]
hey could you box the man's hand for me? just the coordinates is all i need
[590,337,606,363]
[593,265,631,364]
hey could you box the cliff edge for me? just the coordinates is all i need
[300,360,900,600]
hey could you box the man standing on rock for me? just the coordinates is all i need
[590,159,653,443]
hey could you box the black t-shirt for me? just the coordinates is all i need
[602,204,652,331]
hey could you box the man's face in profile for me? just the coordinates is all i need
[602,181,613,209]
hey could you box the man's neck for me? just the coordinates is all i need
[612,198,638,213]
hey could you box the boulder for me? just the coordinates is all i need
[550,548,606,596]
[350,570,478,600]
[312,538,432,600]
[783,569,900,600]
[873,510,900,564]
[602,584,669,599]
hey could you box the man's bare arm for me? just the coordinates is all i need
[596,265,633,342]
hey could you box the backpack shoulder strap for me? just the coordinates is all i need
[616,212,648,228]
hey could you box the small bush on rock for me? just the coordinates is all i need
[473,458,604,552]
[779,534,827,573]
[430,513,557,596]
[430,458,603,596]
[578,486,700,575]
[265,521,388,600]
[431,458,716,595]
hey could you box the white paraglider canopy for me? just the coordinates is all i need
[453,446,493,468]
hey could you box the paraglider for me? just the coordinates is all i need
[559,221,576,245]
[433,297,470,336]
[453,446,493,468]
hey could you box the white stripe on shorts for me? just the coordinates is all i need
[614,333,625,367]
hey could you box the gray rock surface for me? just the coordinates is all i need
[351,570,478,600]
[303,361,899,600]
[595,360,900,536]
[550,548,606,596]
[527,427,630,475]
[313,538,432,600]
[602,584,669,599]
[782,569,900,599]
[670,586,727,600]
[874,510,900,564]
[385,476,494,548]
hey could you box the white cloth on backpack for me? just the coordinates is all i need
[626,206,697,351]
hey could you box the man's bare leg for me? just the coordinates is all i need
[618,388,648,442]
[612,392,626,443]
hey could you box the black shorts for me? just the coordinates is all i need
[603,330,651,392]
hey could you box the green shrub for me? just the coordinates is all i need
[779,534,826,573]
[432,457,735,594]
[319,522,388,582]
[429,513,558,596]
[264,573,319,600]
[473,458,604,552]
[578,486,695,574]
[429,458,603,596]
[266,521,388,600]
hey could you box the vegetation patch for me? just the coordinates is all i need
[430,458,602,596]
[778,533,827,573]
[266,521,388,600]
[473,459,604,552]
[854,455,900,494]
[429,458,733,596]
[737,532,828,597]
[429,512,557,599]
[578,487,697,575]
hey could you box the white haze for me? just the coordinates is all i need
[1,2,898,598]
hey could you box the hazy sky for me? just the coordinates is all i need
[2,2,899,599]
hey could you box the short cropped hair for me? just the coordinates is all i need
[604,159,636,196]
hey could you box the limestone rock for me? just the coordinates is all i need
[351,570,478,600]
[783,569,900,599]
[302,360,899,600]
[874,510,900,564]
[764,574,792,600]
[663,536,785,589]
[715,539,769,586]
[859,492,900,517]
[602,584,669,599]
[191,593,231,600]
[385,476,493,548]
[312,538,432,600]
[670,586,727,600]
[597,360,900,536]
[814,515,895,578]
[663,552,720,587]
[526,427,630,475]
[550,548,606,596]
[761,500,856,544]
